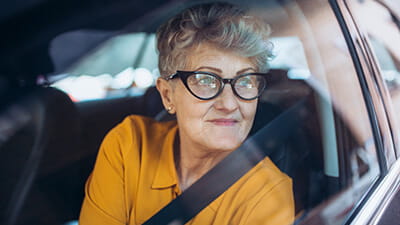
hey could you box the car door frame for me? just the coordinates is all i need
[330,0,400,224]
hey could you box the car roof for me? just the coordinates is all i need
[0,0,176,82]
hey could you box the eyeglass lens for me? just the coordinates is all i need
[186,73,265,100]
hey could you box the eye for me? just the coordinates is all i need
[236,76,257,88]
[198,76,213,84]
[192,74,218,88]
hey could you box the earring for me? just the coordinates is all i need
[166,106,173,114]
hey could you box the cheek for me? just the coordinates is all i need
[241,101,258,123]
[173,87,211,121]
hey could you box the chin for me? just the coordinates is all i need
[209,137,243,152]
[203,128,250,151]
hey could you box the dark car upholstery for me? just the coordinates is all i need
[253,69,326,213]
[0,86,80,225]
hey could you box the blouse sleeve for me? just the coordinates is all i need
[79,128,128,225]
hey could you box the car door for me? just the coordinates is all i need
[292,0,400,224]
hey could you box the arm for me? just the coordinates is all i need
[79,129,128,225]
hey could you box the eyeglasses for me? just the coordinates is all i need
[165,70,268,100]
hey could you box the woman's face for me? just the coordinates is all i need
[159,43,258,153]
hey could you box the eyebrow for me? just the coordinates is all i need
[236,67,256,75]
[194,66,222,73]
[194,66,256,75]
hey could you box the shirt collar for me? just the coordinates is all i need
[151,125,179,189]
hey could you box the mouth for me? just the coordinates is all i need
[207,118,239,126]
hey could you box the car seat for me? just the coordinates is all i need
[0,86,80,225]
[249,69,324,214]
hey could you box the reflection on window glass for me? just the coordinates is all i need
[349,0,400,156]
[266,0,381,224]
[45,1,382,224]
[352,0,400,90]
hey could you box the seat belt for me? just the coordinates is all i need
[143,99,307,225]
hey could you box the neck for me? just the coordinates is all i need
[174,137,231,191]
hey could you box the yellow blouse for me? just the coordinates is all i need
[79,115,294,225]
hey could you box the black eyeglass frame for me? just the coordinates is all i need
[165,70,268,100]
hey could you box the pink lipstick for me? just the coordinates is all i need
[208,119,238,126]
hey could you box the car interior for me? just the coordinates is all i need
[0,69,346,225]
[0,0,377,224]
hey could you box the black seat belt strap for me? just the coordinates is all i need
[143,99,307,225]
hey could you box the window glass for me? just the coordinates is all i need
[347,0,400,157]
[245,0,381,224]
[43,0,382,224]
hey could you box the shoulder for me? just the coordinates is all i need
[249,157,293,201]
[234,157,291,194]
[208,158,294,223]
[100,115,177,158]
[247,157,291,193]
[255,157,291,185]
[113,115,176,135]
[211,157,292,211]
[240,158,294,224]
[244,157,293,204]
[105,115,177,144]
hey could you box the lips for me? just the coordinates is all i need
[208,118,238,126]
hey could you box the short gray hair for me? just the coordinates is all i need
[156,2,273,77]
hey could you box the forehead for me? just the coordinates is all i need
[184,43,256,73]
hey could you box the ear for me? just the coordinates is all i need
[156,78,176,114]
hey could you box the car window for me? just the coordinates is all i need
[42,0,383,224]
[49,31,159,101]
[346,0,400,158]
[251,1,381,223]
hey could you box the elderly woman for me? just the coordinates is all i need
[79,2,294,225]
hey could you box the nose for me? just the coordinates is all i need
[213,84,239,112]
